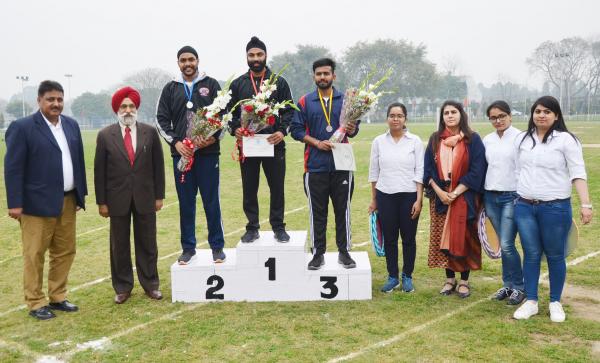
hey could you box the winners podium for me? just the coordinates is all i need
[171,231,372,302]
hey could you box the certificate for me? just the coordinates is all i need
[331,143,356,171]
[243,134,274,157]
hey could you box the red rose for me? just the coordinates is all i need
[267,115,275,125]
[257,110,266,117]
[243,104,254,113]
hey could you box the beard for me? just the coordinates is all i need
[315,79,333,90]
[248,59,266,73]
[118,112,137,127]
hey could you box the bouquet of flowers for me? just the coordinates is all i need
[329,68,392,143]
[177,76,236,182]
[232,66,298,161]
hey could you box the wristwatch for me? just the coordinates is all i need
[581,204,593,210]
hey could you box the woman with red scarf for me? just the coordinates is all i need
[423,100,487,298]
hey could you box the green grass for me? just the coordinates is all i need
[0,121,599,362]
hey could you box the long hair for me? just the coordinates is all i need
[519,95,578,148]
[430,100,473,152]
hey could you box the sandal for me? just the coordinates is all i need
[439,281,457,296]
[457,283,471,298]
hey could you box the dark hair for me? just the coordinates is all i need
[38,80,64,97]
[486,100,511,117]
[386,102,407,118]
[519,95,578,148]
[312,58,336,73]
[430,100,473,151]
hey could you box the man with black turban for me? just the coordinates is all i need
[227,36,294,244]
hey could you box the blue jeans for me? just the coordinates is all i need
[514,198,571,302]
[484,191,523,291]
[173,153,225,251]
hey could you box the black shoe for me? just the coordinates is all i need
[507,289,526,305]
[29,306,56,320]
[308,254,325,270]
[177,249,196,265]
[338,251,356,269]
[212,248,226,263]
[492,287,512,301]
[241,230,259,243]
[49,300,78,312]
[274,229,290,243]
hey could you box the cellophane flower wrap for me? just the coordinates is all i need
[329,68,392,143]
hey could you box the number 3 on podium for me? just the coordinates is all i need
[320,276,338,299]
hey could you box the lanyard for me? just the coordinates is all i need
[250,72,265,96]
[183,79,197,104]
[318,89,333,128]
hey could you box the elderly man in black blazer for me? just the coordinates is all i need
[4,80,87,320]
[94,87,165,304]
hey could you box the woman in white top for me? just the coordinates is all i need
[483,101,525,306]
[368,102,424,293]
[513,96,593,323]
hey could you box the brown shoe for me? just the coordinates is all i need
[145,290,163,300]
[114,292,131,304]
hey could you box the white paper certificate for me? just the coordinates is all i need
[331,143,356,171]
[243,134,274,157]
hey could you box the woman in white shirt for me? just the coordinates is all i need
[513,96,593,323]
[483,101,525,306]
[368,102,424,293]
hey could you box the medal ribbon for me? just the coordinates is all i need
[318,89,333,130]
[250,71,265,96]
[183,77,197,106]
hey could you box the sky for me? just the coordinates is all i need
[1,0,599,101]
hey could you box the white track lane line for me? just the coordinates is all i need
[326,248,600,363]
[0,206,306,318]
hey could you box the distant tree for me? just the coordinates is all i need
[269,44,339,101]
[527,37,590,114]
[71,92,113,127]
[341,39,438,119]
[0,112,5,130]
[122,68,173,122]
[6,99,33,118]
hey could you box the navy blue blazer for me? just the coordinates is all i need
[4,111,88,217]
[423,132,487,220]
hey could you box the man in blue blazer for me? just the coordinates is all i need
[4,80,87,320]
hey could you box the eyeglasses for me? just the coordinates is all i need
[388,114,406,120]
[489,113,508,122]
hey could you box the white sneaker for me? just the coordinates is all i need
[549,301,566,323]
[513,300,539,320]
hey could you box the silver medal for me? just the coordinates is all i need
[326,125,333,132]
[186,101,193,109]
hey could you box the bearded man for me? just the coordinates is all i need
[94,87,165,304]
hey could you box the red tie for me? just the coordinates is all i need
[124,126,135,166]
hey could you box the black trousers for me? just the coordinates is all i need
[240,145,286,232]
[376,190,419,279]
[109,201,159,294]
[304,171,354,255]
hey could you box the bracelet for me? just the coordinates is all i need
[581,204,593,210]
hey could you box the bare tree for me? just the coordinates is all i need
[121,68,174,122]
[527,37,590,114]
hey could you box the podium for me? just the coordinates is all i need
[171,231,372,302]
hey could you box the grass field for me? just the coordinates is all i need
[0,121,599,362]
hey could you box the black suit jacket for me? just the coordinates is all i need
[94,122,165,216]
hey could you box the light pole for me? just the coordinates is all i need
[64,74,73,100]
[16,75,29,117]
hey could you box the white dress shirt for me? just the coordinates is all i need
[119,121,137,152]
[368,130,424,194]
[42,114,75,192]
[516,130,587,201]
[483,126,521,191]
